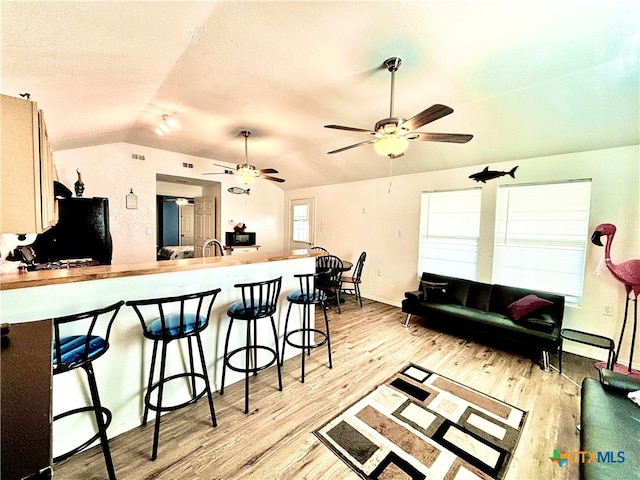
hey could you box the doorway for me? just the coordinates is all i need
[156,174,221,259]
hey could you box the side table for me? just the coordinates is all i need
[559,328,615,374]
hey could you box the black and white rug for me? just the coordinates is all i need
[314,364,527,480]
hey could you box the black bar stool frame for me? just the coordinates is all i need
[220,276,283,414]
[126,288,221,461]
[52,300,124,480]
[281,272,332,383]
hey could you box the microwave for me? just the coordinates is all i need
[225,231,256,246]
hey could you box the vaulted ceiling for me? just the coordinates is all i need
[2,1,638,190]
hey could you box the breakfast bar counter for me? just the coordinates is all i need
[0,249,320,463]
[0,248,319,291]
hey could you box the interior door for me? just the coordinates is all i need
[179,204,194,246]
[289,197,315,250]
[194,196,215,257]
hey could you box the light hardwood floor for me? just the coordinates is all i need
[53,298,597,479]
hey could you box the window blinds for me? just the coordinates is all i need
[493,180,592,303]
[418,189,482,280]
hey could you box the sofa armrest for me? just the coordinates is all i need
[404,290,423,301]
[600,369,640,393]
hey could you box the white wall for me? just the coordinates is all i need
[284,145,640,367]
[54,143,285,264]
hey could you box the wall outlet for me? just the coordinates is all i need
[376,268,383,277]
[603,304,613,316]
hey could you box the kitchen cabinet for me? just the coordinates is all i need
[1,94,57,234]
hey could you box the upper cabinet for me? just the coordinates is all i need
[1,94,57,234]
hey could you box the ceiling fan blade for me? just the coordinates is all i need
[324,124,375,134]
[211,163,236,170]
[203,169,235,175]
[402,104,454,131]
[327,139,376,154]
[410,132,474,143]
[261,174,285,183]
[256,168,278,174]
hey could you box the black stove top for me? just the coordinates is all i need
[28,259,101,271]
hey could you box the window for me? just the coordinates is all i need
[418,189,482,280]
[292,203,310,243]
[493,180,592,303]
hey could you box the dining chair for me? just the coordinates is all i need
[315,254,344,313]
[341,251,366,307]
[311,246,328,253]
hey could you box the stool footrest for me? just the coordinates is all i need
[284,328,328,350]
[224,345,278,374]
[144,372,210,414]
[53,406,112,462]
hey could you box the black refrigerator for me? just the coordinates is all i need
[32,197,113,264]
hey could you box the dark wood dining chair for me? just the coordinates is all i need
[315,254,344,313]
[341,251,366,307]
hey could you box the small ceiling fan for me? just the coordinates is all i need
[325,57,473,159]
[203,130,285,184]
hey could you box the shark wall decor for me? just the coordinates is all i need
[469,166,518,183]
[227,187,250,195]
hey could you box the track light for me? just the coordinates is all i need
[155,114,178,136]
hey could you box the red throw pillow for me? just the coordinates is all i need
[507,294,553,321]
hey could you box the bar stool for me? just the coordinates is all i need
[52,300,124,480]
[126,288,221,460]
[220,276,282,414]
[281,272,332,383]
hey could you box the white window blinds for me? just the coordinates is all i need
[493,180,592,303]
[418,189,482,280]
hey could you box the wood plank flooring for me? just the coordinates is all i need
[53,299,598,480]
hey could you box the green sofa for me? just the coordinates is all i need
[402,272,565,369]
[580,369,640,480]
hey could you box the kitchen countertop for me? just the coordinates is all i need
[0,249,321,291]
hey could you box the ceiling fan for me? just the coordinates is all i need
[325,57,473,159]
[203,130,285,184]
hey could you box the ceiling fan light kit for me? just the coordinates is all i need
[374,133,409,156]
[325,57,473,158]
[202,130,286,184]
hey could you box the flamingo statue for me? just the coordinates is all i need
[591,223,640,371]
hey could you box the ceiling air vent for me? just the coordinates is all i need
[131,153,145,160]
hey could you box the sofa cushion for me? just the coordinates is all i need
[507,294,553,321]
[420,273,471,306]
[521,315,556,333]
[580,377,640,480]
[420,280,449,302]
[466,282,493,311]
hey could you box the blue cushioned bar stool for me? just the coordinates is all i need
[52,300,124,480]
[281,272,332,383]
[126,288,221,460]
[220,277,282,414]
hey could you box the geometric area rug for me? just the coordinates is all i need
[314,364,528,480]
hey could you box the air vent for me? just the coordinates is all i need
[182,162,193,168]
[131,153,146,160]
